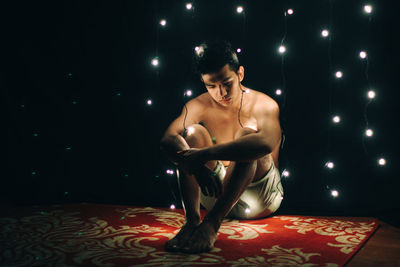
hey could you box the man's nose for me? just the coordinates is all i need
[218,85,228,97]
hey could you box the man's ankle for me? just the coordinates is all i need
[202,215,222,232]
[186,214,201,225]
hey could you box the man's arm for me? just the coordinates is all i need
[201,134,270,162]
[201,100,281,162]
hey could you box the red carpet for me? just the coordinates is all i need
[0,203,379,266]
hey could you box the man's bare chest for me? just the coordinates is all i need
[199,110,258,146]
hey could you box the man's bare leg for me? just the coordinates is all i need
[165,124,218,252]
[180,128,259,253]
[179,160,257,253]
[164,168,202,252]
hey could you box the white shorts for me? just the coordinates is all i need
[200,160,284,219]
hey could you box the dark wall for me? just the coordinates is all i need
[2,1,398,222]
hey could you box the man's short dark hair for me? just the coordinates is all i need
[192,39,240,79]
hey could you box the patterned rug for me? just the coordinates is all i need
[0,203,379,266]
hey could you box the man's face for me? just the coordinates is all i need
[201,64,244,107]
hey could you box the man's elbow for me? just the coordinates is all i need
[159,137,172,159]
[160,134,174,145]
[160,138,169,151]
[263,142,273,155]
[160,135,178,152]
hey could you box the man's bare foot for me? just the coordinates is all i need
[165,220,201,252]
[180,219,220,254]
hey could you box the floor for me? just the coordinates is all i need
[337,217,400,267]
[1,202,399,266]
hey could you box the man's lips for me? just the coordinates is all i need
[220,97,231,102]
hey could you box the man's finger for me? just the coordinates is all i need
[207,170,220,197]
[197,175,209,196]
[207,176,218,198]
[206,168,220,197]
[205,179,214,197]
[214,174,223,197]
[202,168,216,197]
[205,180,214,197]
[202,186,209,197]
[195,166,216,197]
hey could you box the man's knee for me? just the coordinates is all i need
[183,124,214,148]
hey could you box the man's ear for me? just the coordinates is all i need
[236,66,244,82]
[239,66,244,82]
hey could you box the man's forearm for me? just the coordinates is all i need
[160,135,190,165]
[203,133,270,162]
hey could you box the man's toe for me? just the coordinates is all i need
[203,244,213,253]
[181,245,193,253]
[195,243,209,254]
[181,239,194,251]
[181,244,199,254]
[165,240,180,252]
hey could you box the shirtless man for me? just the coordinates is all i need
[160,40,283,254]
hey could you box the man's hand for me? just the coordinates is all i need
[176,148,208,173]
[176,148,223,198]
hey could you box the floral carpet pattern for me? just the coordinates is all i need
[0,203,379,266]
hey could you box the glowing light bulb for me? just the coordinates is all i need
[360,51,367,59]
[333,116,340,123]
[321,29,329,37]
[236,48,242,53]
[237,6,244,13]
[367,90,376,99]
[160,19,166,26]
[147,99,152,105]
[186,3,192,10]
[170,204,175,209]
[282,170,289,177]
[195,45,204,56]
[326,162,334,169]
[335,71,343,78]
[151,58,159,66]
[378,158,386,165]
[185,90,192,96]
[187,126,195,136]
[245,208,251,214]
[166,169,174,175]
[331,190,339,197]
[275,89,282,95]
[365,129,373,137]
[278,45,286,54]
[287,9,294,15]
[364,5,372,14]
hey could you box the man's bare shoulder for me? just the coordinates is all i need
[185,93,209,108]
[181,93,210,122]
[249,89,279,110]
[185,93,211,111]
[197,92,212,105]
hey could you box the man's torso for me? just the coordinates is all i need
[194,87,280,177]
